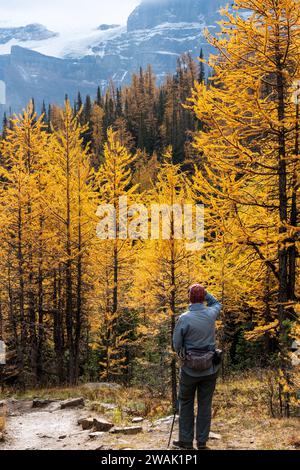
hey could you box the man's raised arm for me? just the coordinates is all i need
[205,292,222,320]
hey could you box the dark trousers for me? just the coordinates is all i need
[178,370,218,444]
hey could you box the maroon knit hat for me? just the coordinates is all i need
[189,284,206,304]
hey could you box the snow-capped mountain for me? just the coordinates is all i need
[0,23,58,46]
[127,0,224,31]
[0,0,227,115]
[0,23,126,58]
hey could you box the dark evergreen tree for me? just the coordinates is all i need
[83,95,93,146]
[198,48,205,83]
[47,105,52,132]
[2,112,8,139]
[41,101,47,125]
[116,88,123,118]
[96,86,102,106]
[76,92,83,119]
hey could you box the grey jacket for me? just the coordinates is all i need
[173,292,222,377]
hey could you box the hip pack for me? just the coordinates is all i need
[184,349,215,371]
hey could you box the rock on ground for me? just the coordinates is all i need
[5,399,33,416]
[110,426,143,435]
[152,415,178,426]
[93,418,114,432]
[78,417,94,430]
[60,398,85,409]
[132,417,144,423]
[32,399,54,408]
[89,432,106,439]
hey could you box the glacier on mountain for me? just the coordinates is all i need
[0,0,227,115]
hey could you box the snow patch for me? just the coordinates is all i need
[156,50,180,56]
[0,25,126,59]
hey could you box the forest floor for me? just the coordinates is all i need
[0,372,299,451]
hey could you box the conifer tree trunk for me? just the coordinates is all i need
[0,300,3,340]
[274,24,291,417]
[75,166,83,382]
[26,138,38,384]
[275,27,288,323]
[17,194,26,384]
[36,207,44,381]
[170,260,177,411]
[7,262,18,362]
[113,241,118,316]
[170,190,177,411]
[53,267,64,384]
[288,93,299,300]
[65,135,75,384]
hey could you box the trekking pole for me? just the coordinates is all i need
[168,347,185,448]
[167,399,179,448]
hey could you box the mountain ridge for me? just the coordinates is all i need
[0,23,58,45]
[0,0,227,115]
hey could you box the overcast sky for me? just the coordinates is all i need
[0,0,141,31]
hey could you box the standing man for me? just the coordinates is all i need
[173,284,222,450]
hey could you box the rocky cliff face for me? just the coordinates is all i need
[0,0,227,116]
[127,0,224,31]
[0,24,57,45]
[0,47,99,113]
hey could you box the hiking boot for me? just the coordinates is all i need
[197,442,210,450]
[172,440,194,450]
